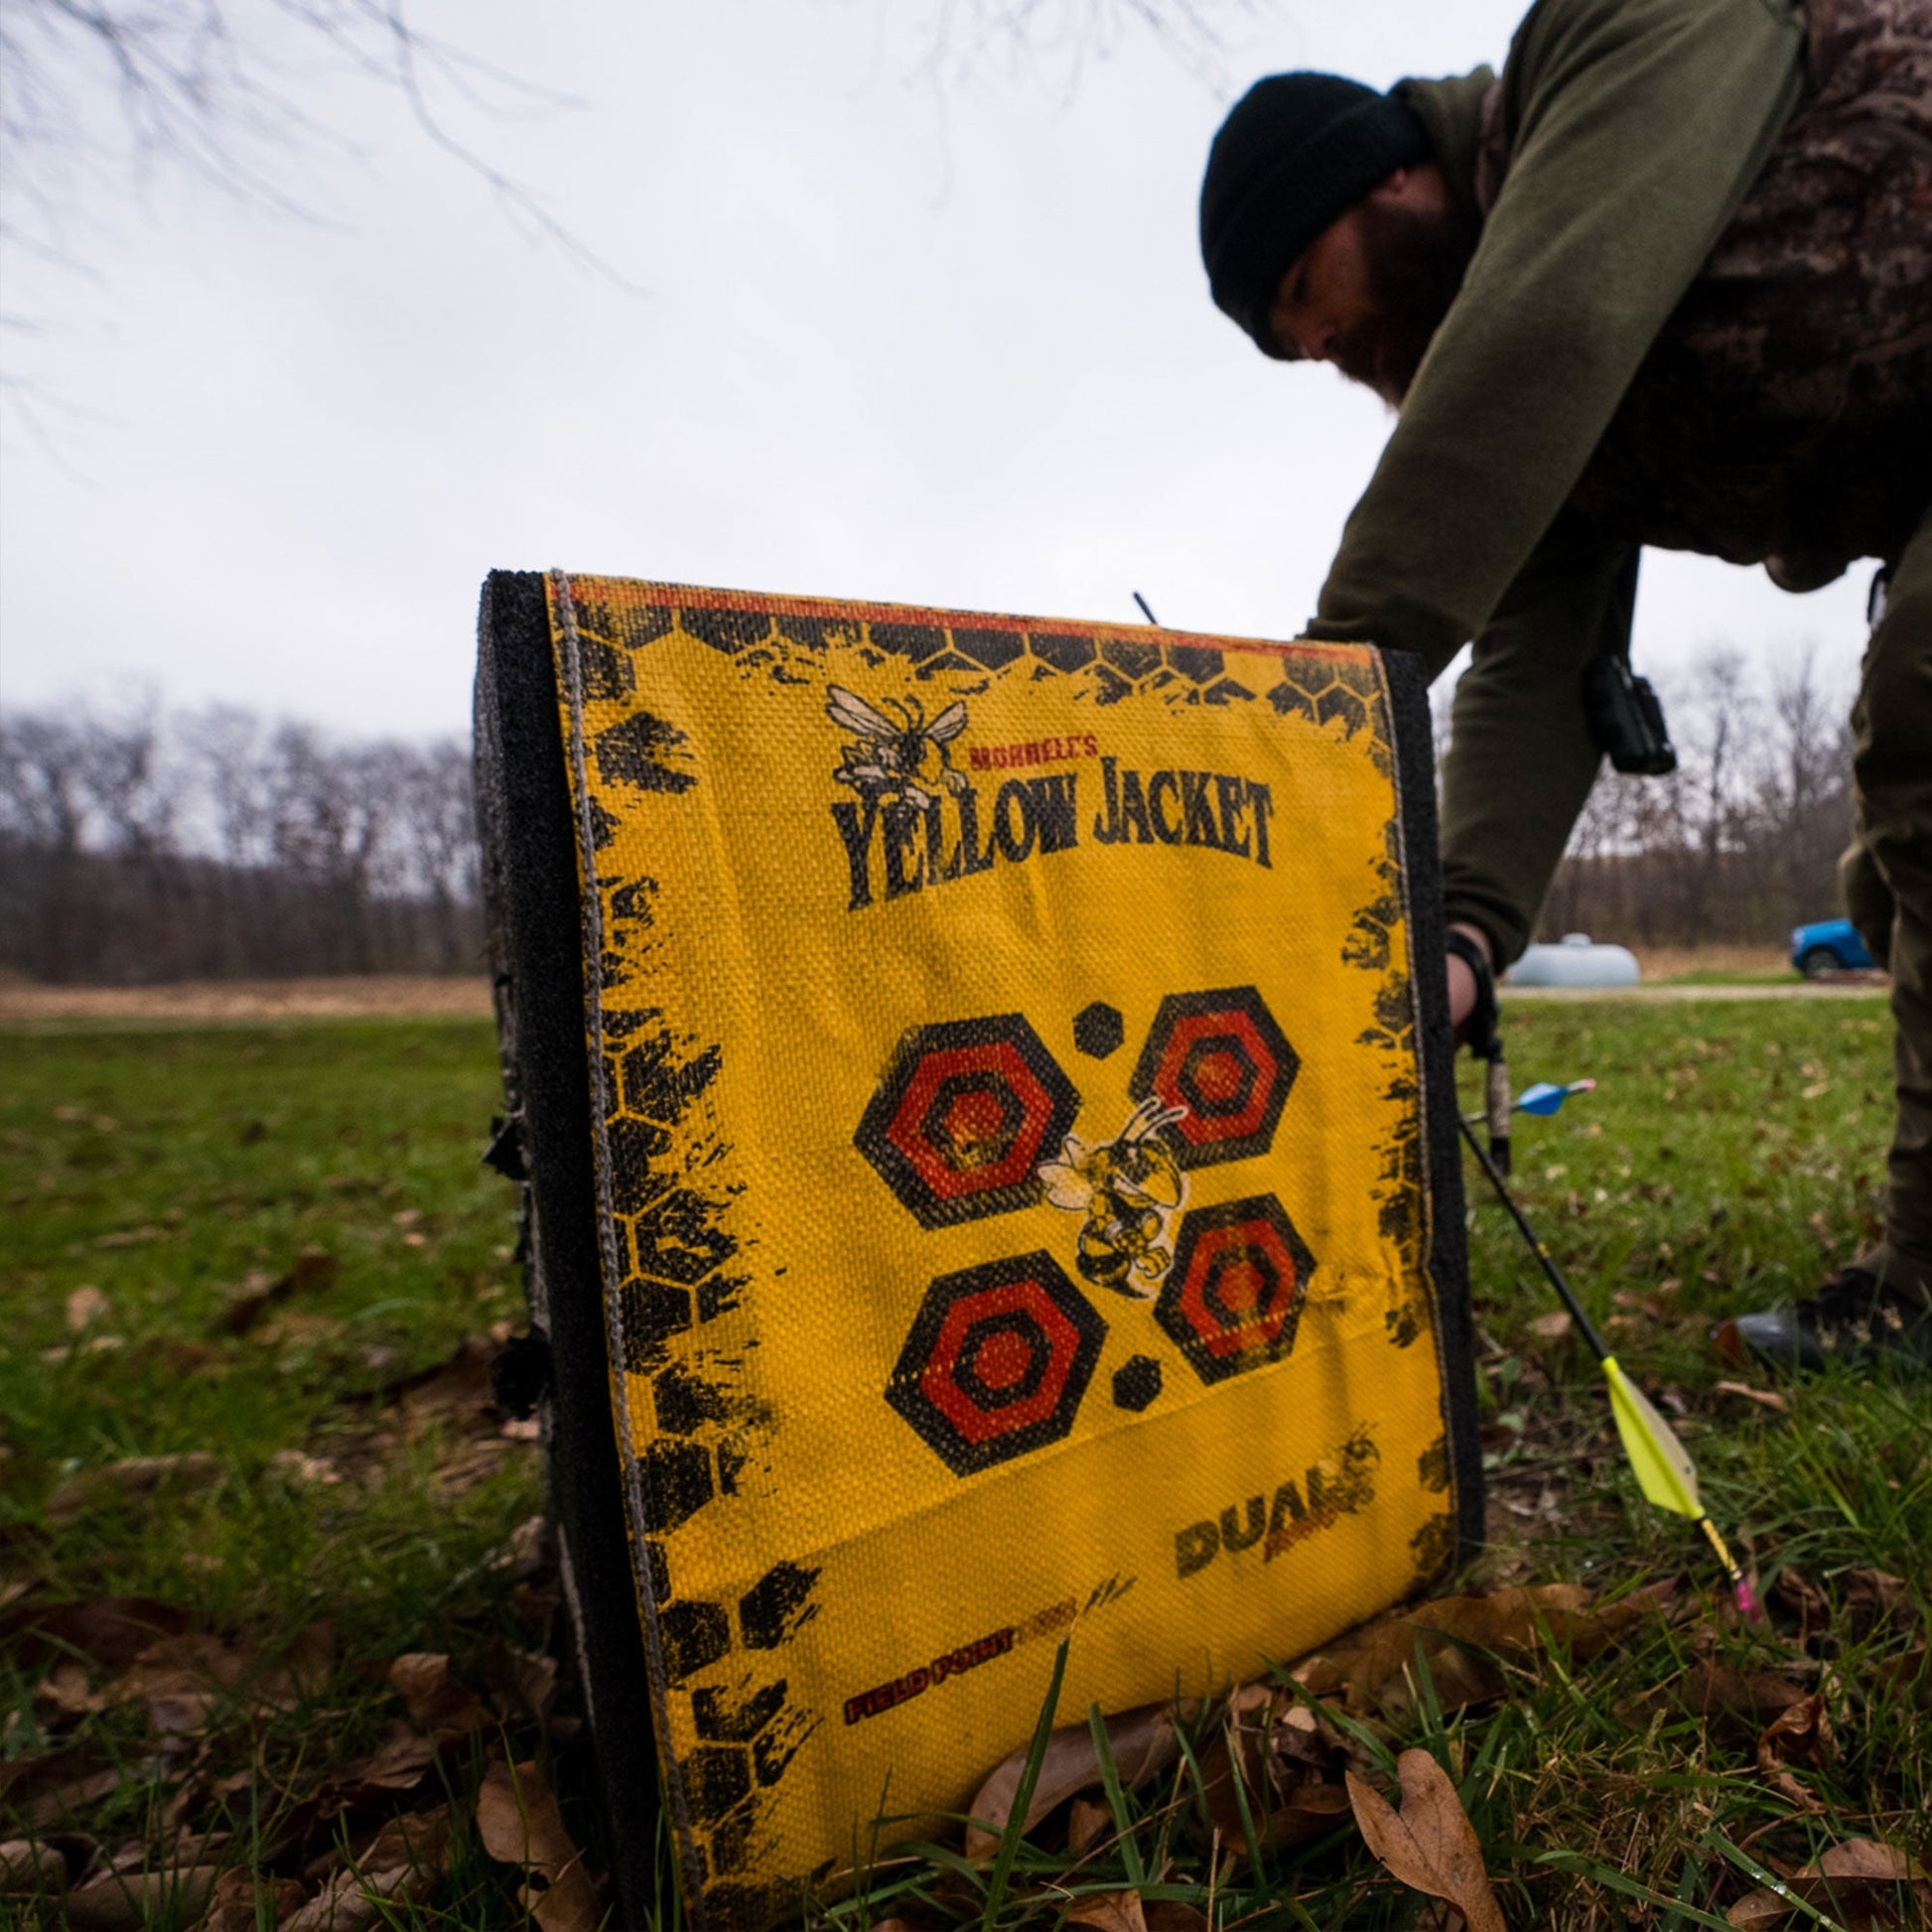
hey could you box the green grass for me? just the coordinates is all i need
[0,1022,534,1632]
[0,1020,550,1928]
[2,1003,1926,1929]
[1643,968,1799,986]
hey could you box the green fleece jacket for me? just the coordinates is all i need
[1300,0,1807,963]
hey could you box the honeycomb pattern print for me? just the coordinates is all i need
[561,586,1398,734]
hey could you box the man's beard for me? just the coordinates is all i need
[1329,199,1479,408]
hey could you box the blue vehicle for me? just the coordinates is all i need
[1790,917,1876,977]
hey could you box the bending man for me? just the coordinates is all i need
[1197,0,1932,1368]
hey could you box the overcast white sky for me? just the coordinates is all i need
[0,0,1870,741]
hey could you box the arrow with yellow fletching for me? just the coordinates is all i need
[1457,1116,1759,1618]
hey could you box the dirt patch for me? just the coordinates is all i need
[0,976,493,1024]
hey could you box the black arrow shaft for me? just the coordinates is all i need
[1457,1115,1611,1361]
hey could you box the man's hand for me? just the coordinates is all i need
[1445,922,1493,1037]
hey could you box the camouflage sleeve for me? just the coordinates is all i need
[1305,0,1805,674]
[1437,511,1636,966]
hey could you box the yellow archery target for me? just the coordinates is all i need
[476,571,1479,1932]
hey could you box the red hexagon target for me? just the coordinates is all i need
[1129,987,1297,1169]
[1156,1194,1314,1384]
[857,1015,1079,1226]
[888,1252,1106,1474]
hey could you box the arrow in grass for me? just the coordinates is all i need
[1457,1117,1759,1619]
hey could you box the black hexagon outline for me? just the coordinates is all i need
[1156,1193,1314,1385]
[887,1250,1106,1475]
[1128,987,1298,1169]
[856,1015,1079,1226]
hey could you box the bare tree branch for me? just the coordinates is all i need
[898,0,1267,96]
[0,0,624,290]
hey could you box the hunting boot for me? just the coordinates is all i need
[1716,1258,1932,1377]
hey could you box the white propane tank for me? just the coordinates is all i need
[1506,932,1641,989]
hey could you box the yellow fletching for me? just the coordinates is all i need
[1601,1354,1703,1520]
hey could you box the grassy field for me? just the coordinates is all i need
[1,1001,1926,1929]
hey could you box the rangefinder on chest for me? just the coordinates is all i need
[474,570,1482,1931]
[1583,649,1678,776]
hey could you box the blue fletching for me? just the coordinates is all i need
[1515,1078,1595,1116]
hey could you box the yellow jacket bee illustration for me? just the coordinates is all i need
[1036,1096,1189,1298]
[826,687,969,812]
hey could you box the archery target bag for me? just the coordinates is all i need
[474,569,1481,1932]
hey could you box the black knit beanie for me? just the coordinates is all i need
[1199,73,1430,358]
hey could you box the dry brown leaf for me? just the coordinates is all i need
[1143,1904,1208,1932]
[1681,1661,1809,1728]
[269,1450,343,1487]
[1529,1311,1573,1344]
[494,1515,550,1573]
[1844,1569,1913,1639]
[474,1761,580,1881]
[1292,1581,1678,1722]
[387,1653,493,1738]
[67,1285,111,1331]
[964,1702,1185,1859]
[1714,1379,1790,1415]
[379,1335,503,1439]
[221,1249,339,1338]
[65,1864,221,1930]
[1726,1838,1928,1928]
[1275,1715,1326,1780]
[42,1334,125,1364]
[45,1454,223,1525]
[1814,1839,1924,1882]
[1758,1692,1835,1777]
[1067,1889,1147,1932]
[433,1436,514,1495]
[482,1640,559,1731]
[1269,1781,1353,1849]
[1757,1768,1822,1816]
[0,1744,122,1826]
[111,1632,295,1735]
[196,1867,309,1931]
[1874,1644,1929,1707]
[1346,1751,1505,1932]
[1768,1567,1830,1640]
[34,1661,106,1719]
[1195,1691,1283,1843]
[282,1807,450,1932]
[476,1758,600,1932]
[284,1617,337,1701]
[0,1595,188,1672]
[1,1837,69,1890]
[329,1722,438,1802]
[1066,1797,1111,1853]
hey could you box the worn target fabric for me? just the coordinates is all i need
[524,571,1476,1931]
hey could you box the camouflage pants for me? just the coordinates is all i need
[1840,495,1932,1307]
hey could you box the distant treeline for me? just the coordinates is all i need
[1502,643,1859,949]
[0,706,482,983]
[0,646,1859,984]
